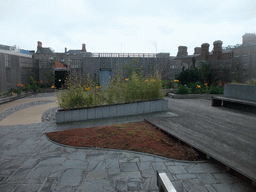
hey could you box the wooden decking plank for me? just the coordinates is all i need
[146,117,256,181]
[168,116,256,151]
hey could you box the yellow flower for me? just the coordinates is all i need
[197,85,201,89]
[51,85,55,89]
[204,83,208,86]
[174,79,179,83]
[96,86,101,89]
[125,78,129,81]
[85,87,91,91]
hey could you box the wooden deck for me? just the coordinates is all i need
[146,98,256,182]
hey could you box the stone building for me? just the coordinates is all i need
[1,33,255,93]
[34,41,172,89]
[169,33,256,83]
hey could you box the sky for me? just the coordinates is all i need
[1,0,256,55]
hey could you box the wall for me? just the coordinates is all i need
[0,50,35,93]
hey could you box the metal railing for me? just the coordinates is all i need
[91,53,157,58]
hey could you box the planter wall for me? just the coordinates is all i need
[168,93,216,100]
[56,99,168,124]
[224,84,256,102]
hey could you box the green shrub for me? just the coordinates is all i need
[188,81,203,94]
[209,85,224,94]
[246,78,256,85]
[161,80,173,89]
[56,71,164,110]
[176,85,189,94]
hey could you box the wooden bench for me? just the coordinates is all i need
[212,96,256,113]
[157,171,177,192]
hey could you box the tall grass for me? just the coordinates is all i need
[56,72,164,110]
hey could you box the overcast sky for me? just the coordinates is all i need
[1,0,255,55]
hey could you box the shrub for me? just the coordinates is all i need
[162,80,173,89]
[246,78,256,85]
[176,85,189,94]
[209,85,224,94]
[56,71,164,109]
[188,81,203,94]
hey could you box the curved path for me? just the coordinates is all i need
[0,94,254,191]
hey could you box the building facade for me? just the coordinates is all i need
[0,33,255,93]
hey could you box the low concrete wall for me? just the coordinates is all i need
[168,93,217,100]
[224,84,256,102]
[56,99,168,124]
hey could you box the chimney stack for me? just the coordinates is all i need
[65,47,67,53]
[82,44,86,52]
[201,43,209,60]
[37,41,42,51]
[194,47,201,55]
[242,33,256,45]
[213,40,223,59]
[177,46,188,58]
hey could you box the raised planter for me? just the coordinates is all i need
[224,83,256,102]
[56,99,168,124]
[168,93,218,100]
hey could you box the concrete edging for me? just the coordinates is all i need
[224,83,256,102]
[56,99,168,124]
[168,93,220,100]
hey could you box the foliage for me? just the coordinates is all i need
[209,85,224,94]
[161,80,173,89]
[188,81,203,94]
[56,70,164,109]
[122,59,142,78]
[44,70,55,86]
[246,78,256,85]
[176,63,213,86]
[176,85,189,94]
[28,76,39,92]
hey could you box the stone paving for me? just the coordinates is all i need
[0,96,255,191]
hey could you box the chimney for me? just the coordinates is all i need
[37,41,42,51]
[82,44,86,52]
[201,43,209,60]
[194,47,201,55]
[242,33,256,45]
[213,40,223,59]
[176,46,188,57]
[65,47,67,53]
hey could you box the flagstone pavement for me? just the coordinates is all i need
[0,94,254,191]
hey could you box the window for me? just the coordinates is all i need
[4,54,10,67]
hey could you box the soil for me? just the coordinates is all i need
[46,121,205,161]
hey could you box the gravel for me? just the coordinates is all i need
[41,107,59,122]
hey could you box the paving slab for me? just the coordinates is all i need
[0,95,255,191]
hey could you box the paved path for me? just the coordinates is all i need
[0,96,255,191]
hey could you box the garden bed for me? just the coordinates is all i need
[56,99,168,123]
[46,121,205,161]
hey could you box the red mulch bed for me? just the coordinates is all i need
[46,121,205,161]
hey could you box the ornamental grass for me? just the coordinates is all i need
[56,72,164,110]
